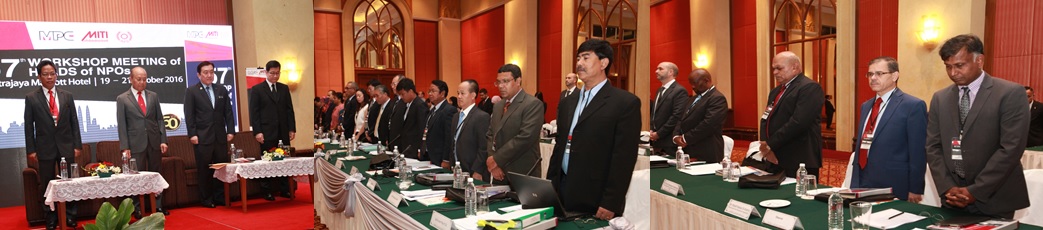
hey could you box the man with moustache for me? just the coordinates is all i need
[758,51,825,177]
[24,60,82,229]
[650,62,689,155]
[184,61,237,208]
[487,64,544,182]
[672,68,728,163]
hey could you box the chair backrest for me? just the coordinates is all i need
[231,131,262,158]
[95,141,123,166]
[25,144,91,174]
[1015,169,1043,226]
[165,136,196,169]
[722,135,734,161]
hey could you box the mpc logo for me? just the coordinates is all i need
[81,31,109,42]
[186,30,219,39]
[38,31,74,41]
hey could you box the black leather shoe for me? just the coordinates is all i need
[213,200,226,206]
[264,194,276,201]
[156,208,170,216]
[279,191,293,198]
[66,219,78,228]
[45,222,56,230]
[202,202,216,208]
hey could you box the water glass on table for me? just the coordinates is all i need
[801,175,817,199]
[849,201,872,230]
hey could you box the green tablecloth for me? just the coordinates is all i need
[1028,145,1043,151]
[319,144,609,229]
[650,167,1041,230]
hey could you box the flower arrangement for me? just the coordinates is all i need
[313,142,325,151]
[262,147,287,161]
[84,162,121,177]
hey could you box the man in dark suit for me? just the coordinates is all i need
[672,68,727,163]
[824,95,836,130]
[389,78,428,158]
[424,80,457,167]
[248,60,297,201]
[548,39,640,220]
[560,73,578,101]
[477,88,494,115]
[1027,86,1043,147]
[447,80,492,181]
[850,56,927,203]
[367,85,394,145]
[117,66,170,217]
[384,75,403,140]
[650,62,689,155]
[24,60,81,229]
[341,81,360,134]
[487,64,544,183]
[926,34,1029,218]
[758,51,825,177]
[184,61,237,208]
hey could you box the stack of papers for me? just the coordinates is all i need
[859,208,926,229]
[401,189,445,201]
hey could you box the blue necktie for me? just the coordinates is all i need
[205,86,215,107]
[454,112,465,161]
[563,90,591,174]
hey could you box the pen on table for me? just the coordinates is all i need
[887,212,903,220]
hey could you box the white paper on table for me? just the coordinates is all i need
[452,212,502,230]
[412,165,442,171]
[678,163,724,176]
[861,208,926,229]
[498,204,523,212]
[402,189,445,201]
[316,138,331,143]
[649,155,669,162]
[781,177,797,185]
[806,187,845,196]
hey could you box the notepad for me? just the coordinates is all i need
[860,208,926,229]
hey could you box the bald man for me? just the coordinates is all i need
[561,73,578,101]
[758,51,825,177]
[650,62,689,155]
[672,69,728,163]
[117,66,170,216]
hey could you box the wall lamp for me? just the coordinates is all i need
[919,15,940,49]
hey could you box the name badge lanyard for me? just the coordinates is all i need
[861,98,891,150]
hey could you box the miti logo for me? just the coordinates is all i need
[38,31,74,41]
[187,30,219,39]
[81,31,109,42]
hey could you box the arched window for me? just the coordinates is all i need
[576,0,637,91]
[353,0,405,70]
[770,0,837,91]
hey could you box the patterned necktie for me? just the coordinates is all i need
[205,86,214,107]
[137,91,147,115]
[954,87,970,177]
[503,100,511,114]
[858,97,883,169]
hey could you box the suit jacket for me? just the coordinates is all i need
[448,107,491,180]
[559,88,575,102]
[117,89,167,153]
[487,90,544,177]
[1028,100,1043,147]
[850,88,927,200]
[548,82,640,216]
[341,95,359,133]
[24,87,82,161]
[184,83,235,145]
[651,81,690,150]
[477,97,494,115]
[366,101,393,144]
[673,87,727,163]
[759,74,824,177]
[926,74,1029,216]
[389,97,428,156]
[424,100,457,164]
[248,81,296,144]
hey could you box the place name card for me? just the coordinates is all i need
[367,178,380,191]
[660,179,685,196]
[724,199,761,220]
[334,159,344,169]
[387,191,408,207]
[429,211,452,230]
[763,209,803,230]
[350,166,359,175]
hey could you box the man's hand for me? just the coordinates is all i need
[672,135,687,147]
[649,131,659,141]
[122,150,131,158]
[908,193,923,204]
[226,134,234,142]
[160,143,168,154]
[255,133,264,143]
[289,131,296,141]
[595,207,615,220]
[758,141,778,164]
[944,187,976,208]
[190,136,199,145]
[472,172,483,182]
[73,149,80,157]
[440,161,451,169]
[486,157,505,181]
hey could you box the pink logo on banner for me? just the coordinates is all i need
[0,22,35,50]
[117,31,132,42]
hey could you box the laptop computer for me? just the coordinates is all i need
[506,172,588,220]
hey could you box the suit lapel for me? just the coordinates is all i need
[857,100,872,138]
[128,90,146,117]
[576,85,612,126]
[963,76,993,131]
[875,89,905,133]
[264,82,279,102]
[946,86,962,132]
[501,92,524,122]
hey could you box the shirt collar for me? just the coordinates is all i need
[461,103,475,115]
[42,86,55,94]
[130,87,144,96]
[877,87,897,103]
[783,75,799,87]
[661,79,676,90]
[581,79,608,100]
[961,71,986,92]
[507,90,522,103]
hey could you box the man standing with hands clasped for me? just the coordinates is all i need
[116,66,170,217]
[926,34,1029,218]
[184,61,237,208]
[249,60,297,201]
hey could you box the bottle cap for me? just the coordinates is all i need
[467,178,473,183]
[799,163,805,167]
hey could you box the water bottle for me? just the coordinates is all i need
[675,147,687,170]
[230,144,238,162]
[393,146,402,168]
[59,157,68,181]
[346,137,355,157]
[721,156,732,181]
[795,163,808,197]
[464,178,477,217]
[453,161,465,189]
[827,190,844,230]
[278,140,286,150]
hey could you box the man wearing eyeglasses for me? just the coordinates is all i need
[1026,86,1043,147]
[849,56,927,203]
[926,34,1028,218]
[758,51,825,177]
[486,64,544,183]
[248,60,297,201]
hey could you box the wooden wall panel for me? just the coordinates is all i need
[93,0,144,23]
[988,0,1043,101]
[314,12,343,97]
[650,0,692,99]
[730,0,758,129]
[461,6,505,96]
[855,0,898,116]
[141,0,187,24]
[0,1,45,21]
[537,0,562,122]
[42,0,96,22]
[413,20,439,92]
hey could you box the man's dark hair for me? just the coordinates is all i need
[397,78,416,93]
[464,79,479,94]
[368,79,382,87]
[265,60,281,71]
[869,56,899,72]
[939,34,984,61]
[197,61,215,74]
[479,88,488,94]
[332,92,343,101]
[577,39,615,72]
[432,80,449,97]
[36,60,56,74]
[314,96,321,102]
[498,64,522,79]
[1027,86,1034,92]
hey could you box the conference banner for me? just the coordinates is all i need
[0,21,238,149]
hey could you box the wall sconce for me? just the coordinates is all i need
[282,60,301,90]
[919,15,940,49]
[694,54,709,68]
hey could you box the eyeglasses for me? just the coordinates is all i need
[494,78,514,86]
[866,71,895,78]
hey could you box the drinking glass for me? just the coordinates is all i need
[802,175,817,199]
[128,158,138,174]
[69,163,79,178]
[850,201,873,230]
[477,186,490,214]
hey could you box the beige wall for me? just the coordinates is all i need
[897,0,986,107]
[439,18,463,91]
[413,0,440,20]
[690,0,733,108]
[460,0,506,19]
[504,0,538,93]
[636,0,651,131]
[233,0,316,148]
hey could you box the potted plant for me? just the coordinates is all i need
[84,198,164,230]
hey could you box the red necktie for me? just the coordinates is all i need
[765,85,787,138]
[48,90,58,117]
[137,91,147,115]
[858,97,883,169]
[503,101,511,114]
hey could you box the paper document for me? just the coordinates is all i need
[860,208,925,229]
[452,212,501,230]
[678,163,724,176]
[402,189,445,201]
[781,177,797,185]
[499,204,523,212]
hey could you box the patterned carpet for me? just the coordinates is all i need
[730,140,850,188]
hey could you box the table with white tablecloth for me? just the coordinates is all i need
[213,157,314,213]
[1023,149,1043,170]
[538,142,649,178]
[44,171,169,230]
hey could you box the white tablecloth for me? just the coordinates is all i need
[44,171,169,211]
[313,158,426,229]
[214,157,315,183]
[650,192,768,230]
[538,143,649,179]
[1023,150,1043,170]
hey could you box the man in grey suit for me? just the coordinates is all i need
[650,62,689,155]
[487,64,544,183]
[926,34,1029,218]
[117,66,170,217]
[447,80,491,181]
[24,60,81,229]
